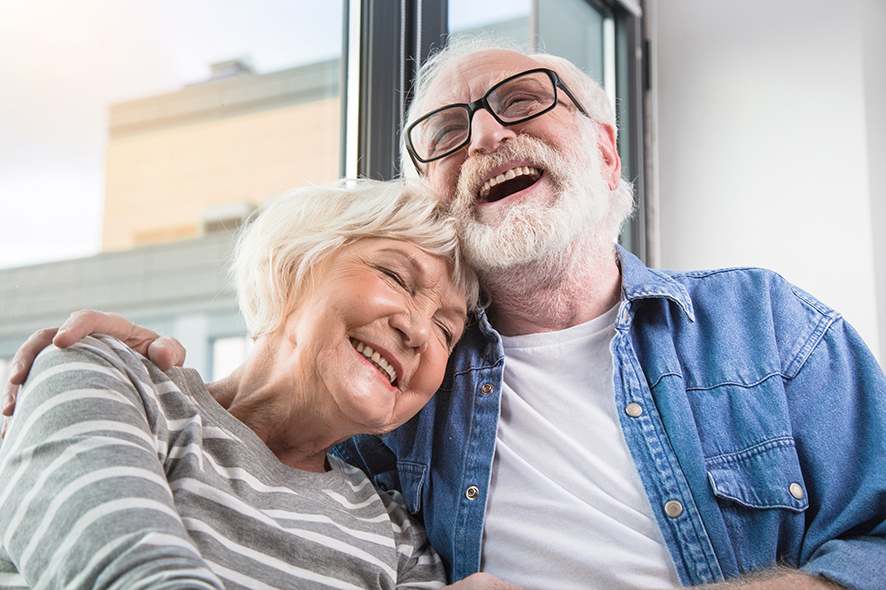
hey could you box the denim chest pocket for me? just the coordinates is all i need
[705,437,808,512]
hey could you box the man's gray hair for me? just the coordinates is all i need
[233,178,480,337]
[402,36,619,174]
[401,36,634,242]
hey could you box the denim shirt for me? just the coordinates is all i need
[335,246,886,589]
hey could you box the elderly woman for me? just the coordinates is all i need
[0,179,482,589]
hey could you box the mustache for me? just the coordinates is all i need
[455,134,562,198]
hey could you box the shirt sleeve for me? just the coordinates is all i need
[788,317,886,590]
[375,489,447,590]
[0,336,224,590]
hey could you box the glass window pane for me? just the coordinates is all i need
[448,0,531,47]
[537,0,609,88]
[212,336,254,381]
[0,0,344,269]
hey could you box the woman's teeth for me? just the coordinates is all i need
[351,339,397,385]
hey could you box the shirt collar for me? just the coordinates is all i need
[615,244,695,322]
[467,244,696,340]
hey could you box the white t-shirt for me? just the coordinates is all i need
[480,305,681,589]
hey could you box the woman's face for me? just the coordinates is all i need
[282,238,468,435]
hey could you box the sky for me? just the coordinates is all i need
[0,0,529,271]
[0,0,344,270]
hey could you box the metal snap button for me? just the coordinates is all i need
[789,483,804,500]
[625,403,643,417]
[664,500,683,518]
[480,383,494,396]
[465,485,480,500]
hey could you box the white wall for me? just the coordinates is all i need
[649,0,885,366]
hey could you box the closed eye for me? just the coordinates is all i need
[379,267,408,289]
[434,319,454,348]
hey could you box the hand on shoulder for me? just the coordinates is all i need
[1,309,186,437]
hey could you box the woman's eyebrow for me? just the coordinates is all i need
[378,248,422,272]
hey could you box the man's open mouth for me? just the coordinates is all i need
[350,338,397,386]
[478,166,542,203]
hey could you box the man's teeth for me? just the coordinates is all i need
[479,166,541,199]
[351,339,397,385]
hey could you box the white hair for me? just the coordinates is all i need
[233,178,480,337]
[402,36,618,172]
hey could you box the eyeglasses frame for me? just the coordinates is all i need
[405,67,590,173]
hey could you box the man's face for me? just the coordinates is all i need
[417,49,621,271]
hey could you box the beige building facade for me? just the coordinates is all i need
[103,59,341,252]
[1,58,342,380]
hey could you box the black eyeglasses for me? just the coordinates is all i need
[405,68,589,170]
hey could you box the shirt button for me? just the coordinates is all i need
[480,383,494,396]
[465,486,480,500]
[664,500,683,518]
[625,403,643,417]
[789,483,804,500]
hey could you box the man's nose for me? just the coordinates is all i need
[467,109,517,157]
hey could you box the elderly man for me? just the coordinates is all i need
[4,40,885,590]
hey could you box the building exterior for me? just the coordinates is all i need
[1,58,342,379]
[104,58,341,252]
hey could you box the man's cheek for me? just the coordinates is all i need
[426,165,457,203]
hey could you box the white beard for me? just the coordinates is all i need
[450,122,618,273]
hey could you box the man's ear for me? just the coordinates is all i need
[597,123,621,190]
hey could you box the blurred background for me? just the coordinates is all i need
[1,0,884,381]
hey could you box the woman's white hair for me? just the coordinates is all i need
[234,178,480,337]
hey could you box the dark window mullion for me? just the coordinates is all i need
[354,0,448,180]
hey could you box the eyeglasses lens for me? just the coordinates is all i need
[410,70,557,163]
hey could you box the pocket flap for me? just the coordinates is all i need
[706,437,808,512]
[396,460,428,515]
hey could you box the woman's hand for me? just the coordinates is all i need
[444,573,524,590]
[2,310,186,436]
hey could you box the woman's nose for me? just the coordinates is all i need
[391,312,430,353]
[466,109,517,157]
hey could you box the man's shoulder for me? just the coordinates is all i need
[667,265,838,321]
[632,265,844,382]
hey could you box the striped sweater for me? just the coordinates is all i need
[0,335,446,590]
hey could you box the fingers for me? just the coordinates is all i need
[54,310,185,369]
[2,374,21,417]
[53,310,158,348]
[2,311,186,435]
[3,328,59,437]
[146,336,187,370]
[2,327,60,418]
[444,573,524,590]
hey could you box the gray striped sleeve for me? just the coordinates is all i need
[0,336,224,590]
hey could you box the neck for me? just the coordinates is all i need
[207,336,337,473]
[481,234,622,336]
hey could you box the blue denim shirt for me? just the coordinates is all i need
[335,246,886,589]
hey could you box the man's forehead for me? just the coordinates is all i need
[425,49,547,108]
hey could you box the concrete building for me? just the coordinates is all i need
[103,58,340,252]
[1,58,341,380]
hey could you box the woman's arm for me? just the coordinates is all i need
[0,335,220,589]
